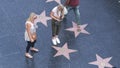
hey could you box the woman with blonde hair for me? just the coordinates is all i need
[50,5,67,45]
[24,12,39,58]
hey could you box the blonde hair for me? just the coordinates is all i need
[58,4,64,10]
[27,12,36,22]
[57,4,64,16]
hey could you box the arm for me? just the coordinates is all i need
[61,10,65,19]
[26,23,34,42]
[50,11,60,21]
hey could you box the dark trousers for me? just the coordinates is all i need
[26,40,36,53]
[52,19,61,37]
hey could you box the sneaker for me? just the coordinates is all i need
[25,53,33,59]
[30,48,39,52]
[56,37,60,44]
[52,38,57,45]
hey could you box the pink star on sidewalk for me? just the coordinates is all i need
[89,54,113,68]
[52,43,77,60]
[35,10,51,27]
[65,22,90,38]
[46,0,61,4]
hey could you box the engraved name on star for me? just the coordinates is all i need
[89,54,113,68]
[52,43,77,60]
[65,21,90,38]
[35,10,51,27]
[46,0,61,4]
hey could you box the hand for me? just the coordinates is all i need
[32,35,36,40]
[30,39,34,42]
[56,19,61,22]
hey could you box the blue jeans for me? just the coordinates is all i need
[67,6,80,25]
